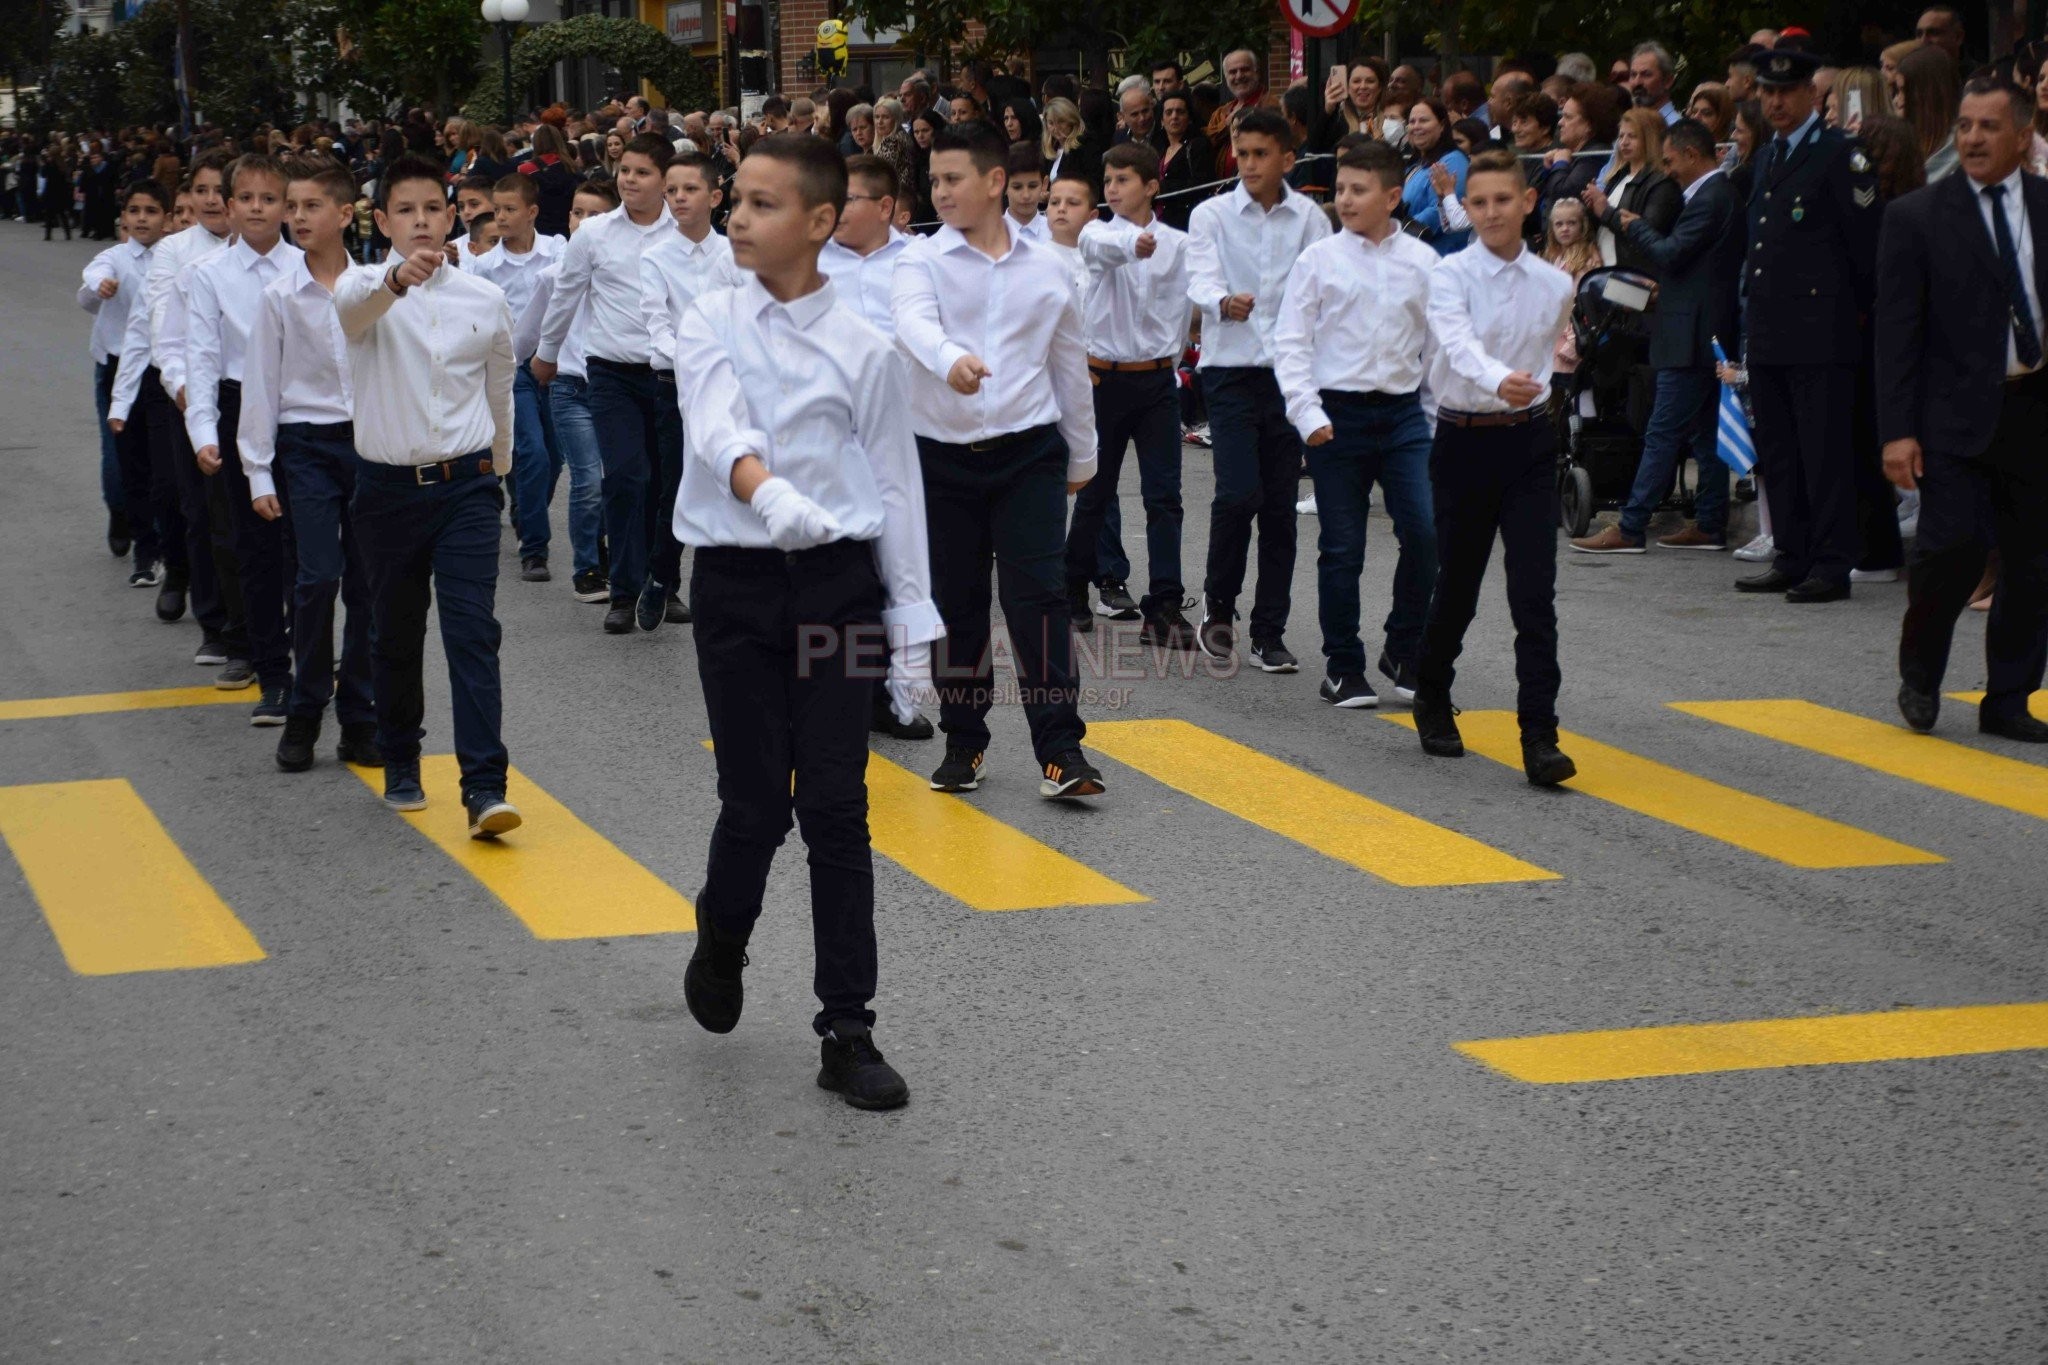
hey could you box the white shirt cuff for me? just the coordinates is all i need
[1292,402,1331,444]
[188,417,219,452]
[714,430,770,499]
[247,468,276,500]
[1065,452,1098,485]
[883,599,946,647]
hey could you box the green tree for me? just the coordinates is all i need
[837,0,1272,82]
[282,0,487,115]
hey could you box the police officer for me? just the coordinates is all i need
[1734,47,1882,602]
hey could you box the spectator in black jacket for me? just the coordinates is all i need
[1585,107,1681,273]
[1157,91,1212,230]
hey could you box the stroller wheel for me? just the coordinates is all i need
[1560,464,1594,537]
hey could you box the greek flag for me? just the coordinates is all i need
[1712,338,1756,475]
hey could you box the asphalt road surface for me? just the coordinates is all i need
[2,222,2044,1365]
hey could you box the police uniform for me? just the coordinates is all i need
[1736,48,1882,601]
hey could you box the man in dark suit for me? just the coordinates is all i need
[1879,77,2048,743]
[1733,47,1881,602]
[1570,118,1747,554]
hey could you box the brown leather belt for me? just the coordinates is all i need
[1087,356,1177,373]
[1437,407,1541,429]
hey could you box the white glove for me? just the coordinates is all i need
[750,476,844,552]
[886,638,936,725]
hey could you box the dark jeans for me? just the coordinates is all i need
[277,422,375,726]
[511,362,563,563]
[217,384,292,688]
[691,540,884,1036]
[92,358,122,513]
[1305,390,1437,677]
[1749,362,1856,584]
[139,370,229,637]
[919,427,1085,762]
[586,358,683,603]
[98,358,160,568]
[1620,366,1729,540]
[1201,366,1299,640]
[1417,415,1562,729]
[351,457,508,801]
[1096,501,1129,585]
[1065,368,1183,613]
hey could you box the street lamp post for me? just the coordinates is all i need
[479,0,530,124]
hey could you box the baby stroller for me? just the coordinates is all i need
[1555,266,1687,536]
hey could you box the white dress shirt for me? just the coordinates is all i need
[536,201,673,366]
[1682,166,1724,203]
[143,223,231,400]
[1425,242,1576,415]
[334,261,515,468]
[462,233,564,335]
[889,217,1097,480]
[184,237,303,452]
[1010,211,1050,243]
[1077,214,1191,362]
[238,256,355,499]
[638,227,742,371]
[108,244,158,421]
[820,231,915,338]
[513,262,590,380]
[1185,183,1332,368]
[673,276,944,645]
[80,240,149,362]
[1274,226,1441,440]
[1968,164,2042,376]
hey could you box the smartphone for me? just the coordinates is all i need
[1846,89,1864,127]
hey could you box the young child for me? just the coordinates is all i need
[1042,169,1094,300]
[335,153,519,835]
[671,133,938,1111]
[1184,109,1331,671]
[465,172,566,583]
[464,211,500,258]
[184,154,303,724]
[1413,148,1577,786]
[239,157,380,773]
[1273,141,1442,709]
[533,133,679,636]
[892,119,1105,799]
[1004,141,1048,241]
[1064,143,1193,649]
[84,179,170,588]
[454,173,495,236]
[1540,197,1599,397]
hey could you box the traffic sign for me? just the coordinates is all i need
[1280,0,1357,39]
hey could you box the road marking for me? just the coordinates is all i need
[0,685,252,722]
[353,757,696,938]
[1087,718,1555,886]
[1457,1001,2048,1083]
[1382,710,1942,869]
[1673,699,2048,821]
[0,779,265,975]
[1945,690,2048,721]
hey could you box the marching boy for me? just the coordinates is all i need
[671,134,940,1111]
[1412,148,1577,786]
[1004,142,1048,242]
[85,179,171,588]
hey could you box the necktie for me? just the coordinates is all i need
[1984,183,2043,370]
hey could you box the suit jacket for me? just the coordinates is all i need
[1876,168,2048,462]
[1623,171,1745,369]
[1599,167,1681,276]
[1743,124,1881,366]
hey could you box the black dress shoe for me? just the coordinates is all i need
[275,714,320,772]
[336,722,383,767]
[156,579,188,622]
[1897,685,1939,733]
[663,591,690,624]
[635,581,665,632]
[683,922,749,1033]
[1785,576,1850,603]
[1735,569,1799,593]
[1980,710,2048,743]
[603,602,635,634]
[870,694,935,739]
[817,1024,910,1110]
[108,509,131,558]
[1521,729,1578,787]
[1413,687,1464,757]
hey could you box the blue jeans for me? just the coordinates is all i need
[1065,368,1183,613]
[548,374,606,577]
[1304,391,1437,677]
[511,363,563,563]
[586,358,683,603]
[1620,366,1728,540]
[92,359,122,513]
[276,423,375,726]
[1202,366,1299,640]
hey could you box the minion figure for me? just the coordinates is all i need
[815,18,849,81]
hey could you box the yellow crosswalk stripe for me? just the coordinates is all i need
[0,779,265,975]
[352,757,696,938]
[1087,718,1555,886]
[0,685,251,722]
[1457,1001,2048,1083]
[1382,709,1941,868]
[1945,690,2048,721]
[1673,699,2048,821]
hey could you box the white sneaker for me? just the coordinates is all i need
[1732,533,1775,563]
[1296,492,1318,515]
[1850,567,1900,583]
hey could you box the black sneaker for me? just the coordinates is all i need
[465,790,522,839]
[1413,687,1465,758]
[129,561,162,589]
[108,508,131,558]
[817,1024,910,1110]
[383,763,427,811]
[1138,602,1196,650]
[336,722,383,767]
[603,602,635,634]
[1040,748,1105,799]
[215,658,257,690]
[1319,673,1378,708]
[250,683,288,726]
[521,557,551,583]
[193,634,228,666]
[1376,649,1419,703]
[683,921,749,1033]
[929,745,984,792]
[571,569,609,603]
[870,691,935,740]
[1068,587,1094,634]
[1196,598,1235,661]
[1521,729,1578,787]
[635,580,665,632]
[664,591,690,624]
[155,577,188,622]
[1093,580,1141,621]
[1250,638,1299,673]
[275,714,320,771]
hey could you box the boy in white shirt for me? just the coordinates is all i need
[1413,148,1577,786]
[84,180,170,586]
[672,134,939,1111]
[1064,142,1193,648]
[1273,141,1442,710]
[1004,143,1049,241]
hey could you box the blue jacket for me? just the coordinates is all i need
[1404,150,1470,255]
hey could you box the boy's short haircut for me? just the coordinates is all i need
[666,149,715,180]
[459,172,495,195]
[1464,147,1528,188]
[191,146,234,179]
[1101,141,1160,183]
[844,153,899,202]
[760,96,790,118]
[288,158,359,207]
[575,176,621,208]
[228,152,288,194]
[1334,140,1404,188]
[1232,108,1294,149]
[492,171,540,205]
[1005,140,1043,178]
[1049,167,1096,199]
[467,211,497,242]
[121,179,172,212]
[377,152,452,211]
[621,132,674,169]
[747,131,847,216]
[930,118,1008,174]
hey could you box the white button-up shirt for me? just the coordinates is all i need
[1077,214,1191,362]
[184,237,302,452]
[1011,211,1050,243]
[79,239,149,362]
[1969,165,2042,376]
[536,201,673,366]
[108,244,158,421]
[889,218,1096,480]
[674,277,943,644]
[334,261,515,468]
[462,233,564,336]
[143,223,232,399]
[1273,226,1441,439]
[238,256,355,499]
[638,227,741,370]
[513,261,591,381]
[1185,183,1332,368]
[1425,242,1576,415]
[820,231,915,338]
